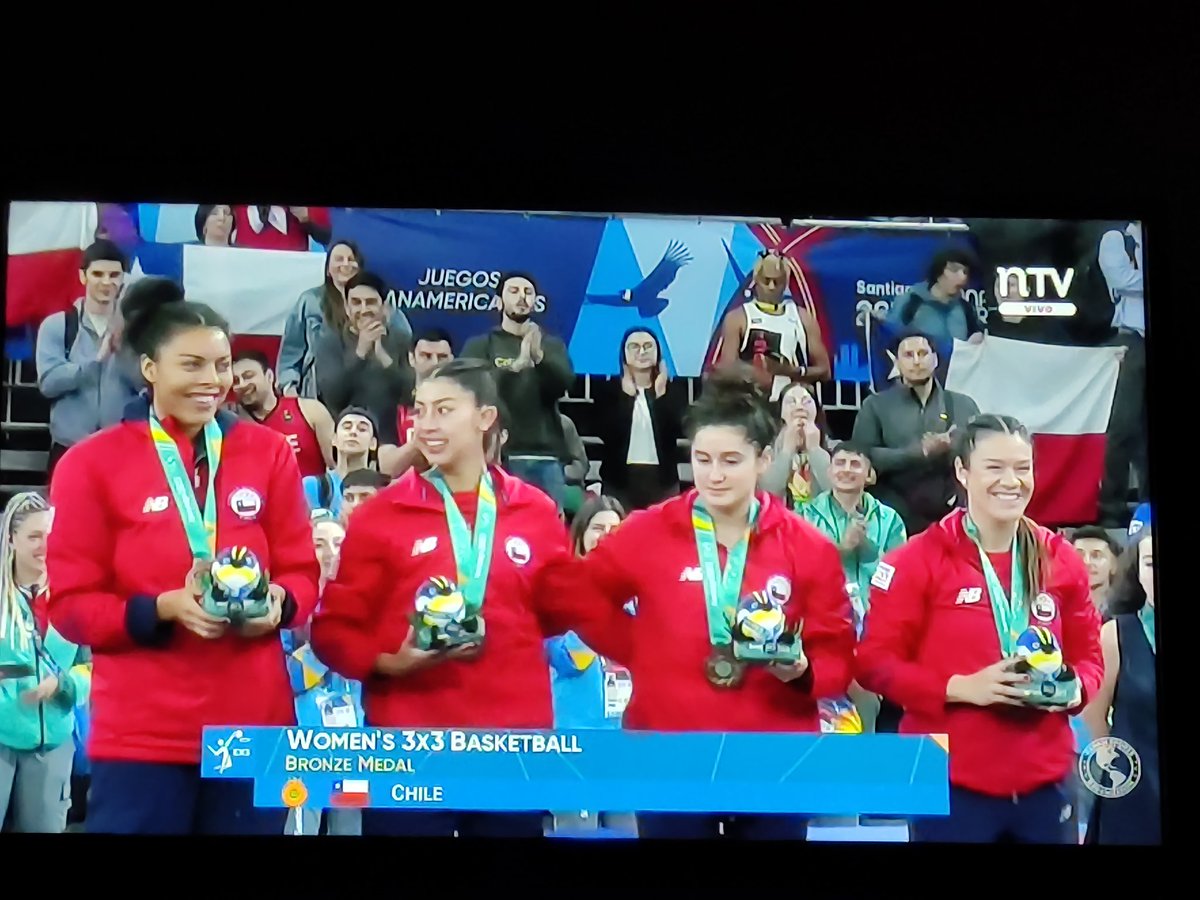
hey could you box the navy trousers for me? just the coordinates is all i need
[910,780,1075,844]
[360,810,545,838]
[637,813,809,840]
[87,761,287,836]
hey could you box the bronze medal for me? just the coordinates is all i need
[705,646,745,689]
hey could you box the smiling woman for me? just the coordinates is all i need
[855,413,1104,844]
[44,277,319,837]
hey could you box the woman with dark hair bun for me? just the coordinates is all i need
[1080,527,1159,845]
[856,413,1103,843]
[535,368,855,840]
[45,277,320,835]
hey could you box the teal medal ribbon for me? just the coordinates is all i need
[150,414,222,563]
[692,497,759,686]
[423,468,497,618]
[962,515,1029,657]
[1138,603,1156,655]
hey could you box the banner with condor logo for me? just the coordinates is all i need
[7,203,967,386]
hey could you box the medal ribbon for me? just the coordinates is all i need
[150,414,222,562]
[692,497,760,647]
[1138,603,1156,655]
[963,515,1029,657]
[423,468,497,617]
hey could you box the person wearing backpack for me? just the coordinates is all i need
[301,407,380,519]
[877,247,985,379]
[35,240,144,480]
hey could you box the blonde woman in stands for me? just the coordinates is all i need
[0,491,90,832]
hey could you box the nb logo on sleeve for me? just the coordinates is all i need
[142,496,169,514]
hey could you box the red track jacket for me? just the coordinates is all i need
[535,490,855,732]
[312,467,605,729]
[855,508,1103,797]
[47,399,319,764]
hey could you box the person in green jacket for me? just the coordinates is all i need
[800,442,906,733]
[0,491,90,833]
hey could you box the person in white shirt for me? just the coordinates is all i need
[1097,222,1147,528]
[714,250,831,401]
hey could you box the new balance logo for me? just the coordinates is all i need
[412,537,438,557]
[143,496,169,514]
[956,588,983,605]
[679,567,702,582]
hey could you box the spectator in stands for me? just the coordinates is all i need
[801,442,906,637]
[856,414,1102,844]
[45,278,319,836]
[312,360,593,839]
[560,412,591,519]
[315,272,414,446]
[1084,528,1156,844]
[594,327,684,512]
[877,247,985,364]
[384,327,455,478]
[1081,526,1159,845]
[1070,526,1121,619]
[339,469,390,524]
[1097,222,1147,528]
[193,205,234,247]
[35,240,143,476]
[283,513,362,837]
[800,442,905,736]
[232,205,332,251]
[715,250,832,401]
[761,380,833,510]
[546,494,636,836]
[0,492,89,833]
[852,331,980,537]
[463,273,575,509]
[278,241,404,401]
[302,407,380,518]
[535,371,854,840]
[232,351,334,479]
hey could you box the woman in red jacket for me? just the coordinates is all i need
[535,371,856,840]
[855,413,1103,843]
[312,358,597,839]
[46,278,320,835]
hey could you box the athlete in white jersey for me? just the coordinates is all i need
[716,250,831,401]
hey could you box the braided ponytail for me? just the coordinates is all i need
[0,491,51,654]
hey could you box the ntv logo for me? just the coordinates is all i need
[996,266,1077,318]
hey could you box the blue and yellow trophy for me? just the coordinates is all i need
[1012,626,1081,708]
[412,576,485,651]
[202,547,272,625]
[730,590,803,664]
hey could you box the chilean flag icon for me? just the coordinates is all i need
[331,779,370,808]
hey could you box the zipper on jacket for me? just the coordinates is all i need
[35,649,46,752]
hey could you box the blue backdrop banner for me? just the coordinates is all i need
[201,726,949,816]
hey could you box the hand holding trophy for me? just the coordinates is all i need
[1011,625,1082,711]
[203,547,274,627]
[411,576,485,652]
[731,590,804,666]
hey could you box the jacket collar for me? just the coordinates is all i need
[932,507,1067,571]
[666,489,789,537]
[122,394,240,437]
[384,465,539,512]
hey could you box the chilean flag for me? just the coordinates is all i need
[133,243,325,364]
[5,202,99,328]
[331,778,370,808]
[945,336,1123,526]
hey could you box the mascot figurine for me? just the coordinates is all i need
[1013,625,1080,708]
